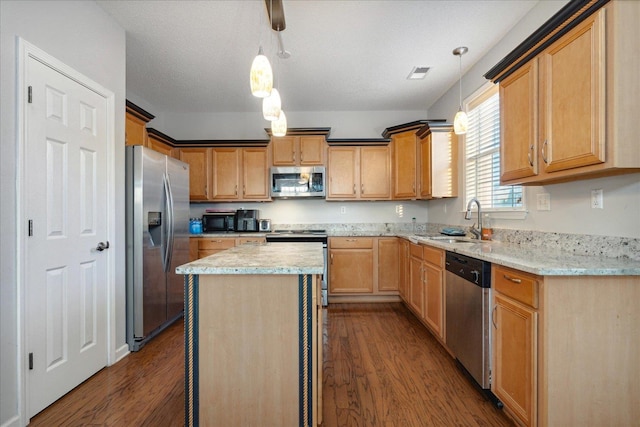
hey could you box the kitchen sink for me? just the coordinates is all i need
[426,236,477,244]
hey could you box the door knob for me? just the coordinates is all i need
[96,241,110,251]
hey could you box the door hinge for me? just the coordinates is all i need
[28,219,33,236]
[29,352,34,370]
[28,86,33,103]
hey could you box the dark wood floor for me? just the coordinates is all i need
[30,303,513,426]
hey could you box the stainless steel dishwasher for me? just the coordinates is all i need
[445,251,493,391]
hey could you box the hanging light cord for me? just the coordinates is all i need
[458,53,463,110]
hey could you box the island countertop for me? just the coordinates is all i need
[176,241,324,275]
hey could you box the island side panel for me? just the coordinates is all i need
[184,274,198,427]
[198,274,301,426]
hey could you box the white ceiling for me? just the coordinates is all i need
[96,0,539,115]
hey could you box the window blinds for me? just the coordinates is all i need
[465,85,522,209]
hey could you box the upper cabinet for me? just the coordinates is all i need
[125,100,154,147]
[326,141,391,200]
[267,128,330,166]
[416,122,458,199]
[179,147,212,201]
[211,147,270,201]
[147,128,177,158]
[382,121,427,200]
[487,0,640,185]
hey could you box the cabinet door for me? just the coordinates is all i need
[327,147,358,199]
[409,255,423,317]
[211,148,240,200]
[392,131,417,199]
[329,248,373,293]
[500,59,538,183]
[179,147,212,201]
[540,12,605,174]
[398,240,410,300]
[377,238,399,292]
[493,293,538,427]
[423,264,443,338]
[147,137,174,158]
[360,146,390,199]
[299,136,325,165]
[125,112,148,147]
[189,238,199,261]
[418,135,432,198]
[271,136,297,166]
[242,148,270,200]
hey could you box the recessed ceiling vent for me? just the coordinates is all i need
[407,66,431,80]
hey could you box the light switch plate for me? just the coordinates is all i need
[591,189,604,209]
[537,193,551,211]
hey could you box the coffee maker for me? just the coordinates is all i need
[234,209,259,232]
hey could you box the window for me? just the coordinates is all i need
[464,84,523,211]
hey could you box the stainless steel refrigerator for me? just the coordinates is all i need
[126,146,190,351]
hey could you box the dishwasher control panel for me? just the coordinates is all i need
[445,252,491,288]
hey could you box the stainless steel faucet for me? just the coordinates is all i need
[465,198,482,239]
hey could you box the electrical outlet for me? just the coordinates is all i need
[340,206,346,214]
[536,193,551,211]
[591,189,604,209]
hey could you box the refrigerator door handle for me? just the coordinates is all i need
[163,172,175,273]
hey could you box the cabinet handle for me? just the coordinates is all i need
[541,139,549,164]
[361,184,364,194]
[330,253,333,264]
[300,152,303,162]
[503,274,522,284]
[528,144,534,167]
[235,185,238,196]
[243,184,246,195]
[492,305,498,329]
[345,239,356,242]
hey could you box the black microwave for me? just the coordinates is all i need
[202,212,235,232]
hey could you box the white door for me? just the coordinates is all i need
[25,56,109,417]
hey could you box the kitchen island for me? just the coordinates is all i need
[176,242,324,427]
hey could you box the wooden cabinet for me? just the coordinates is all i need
[271,135,325,166]
[391,130,418,199]
[421,246,444,338]
[179,147,212,201]
[125,101,154,147]
[377,237,399,292]
[192,236,266,259]
[398,239,410,300]
[197,237,236,258]
[211,147,270,201]
[416,123,458,199]
[329,237,374,294]
[147,128,176,158]
[492,265,539,427]
[328,237,400,300]
[494,1,640,185]
[408,244,423,317]
[326,145,390,200]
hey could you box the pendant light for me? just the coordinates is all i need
[452,46,469,135]
[271,110,287,136]
[250,1,273,98]
[262,87,282,120]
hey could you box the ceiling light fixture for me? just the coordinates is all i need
[263,87,282,121]
[452,46,469,135]
[271,110,287,137]
[250,2,273,98]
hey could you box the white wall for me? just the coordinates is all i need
[0,2,126,425]
[427,0,640,239]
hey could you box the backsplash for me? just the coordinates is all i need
[272,222,640,261]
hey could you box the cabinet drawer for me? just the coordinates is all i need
[330,237,373,249]
[422,246,443,267]
[409,243,423,259]
[238,237,265,245]
[198,238,236,250]
[493,265,540,309]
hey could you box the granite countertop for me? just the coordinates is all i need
[395,234,640,276]
[190,232,267,238]
[176,242,324,275]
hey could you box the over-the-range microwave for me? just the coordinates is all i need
[270,166,326,198]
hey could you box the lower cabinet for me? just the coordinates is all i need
[398,239,410,300]
[408,244,424,317]
[192,236,266,260]
[328,236,400,300]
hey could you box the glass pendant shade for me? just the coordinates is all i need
[454,109,468,135]
[262,88,282,121]
[271,110,287,136]
[250,48,273,98]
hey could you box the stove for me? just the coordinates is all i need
[265,230,328,305]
